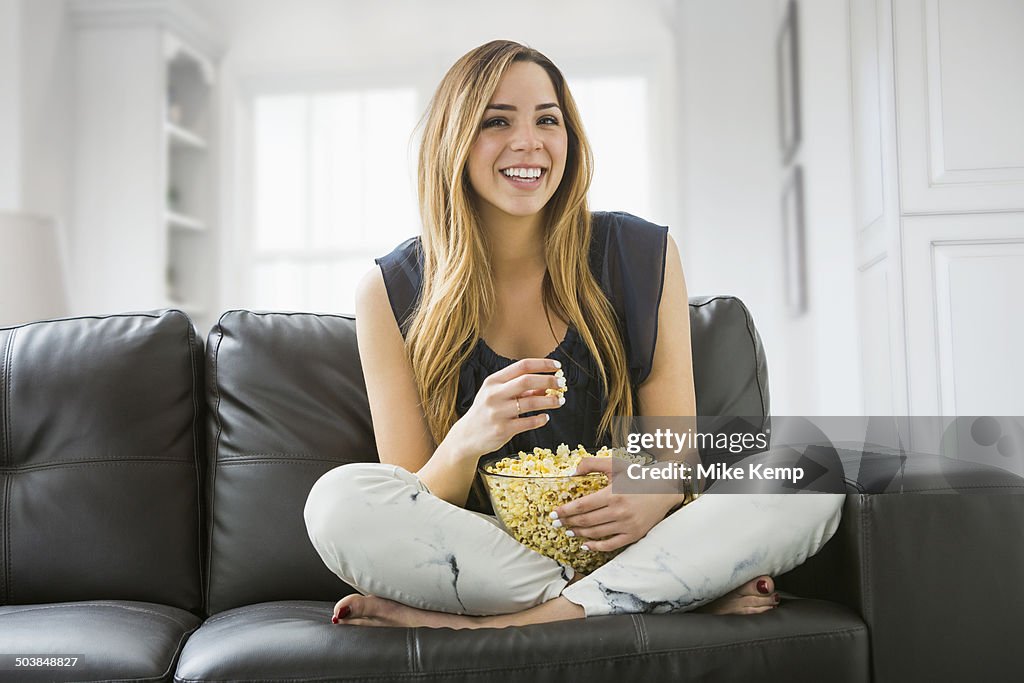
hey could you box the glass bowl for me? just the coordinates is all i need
[477,445,650,574]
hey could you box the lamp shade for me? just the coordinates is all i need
[0,211,70,326]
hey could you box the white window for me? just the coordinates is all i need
[248,88,419,314]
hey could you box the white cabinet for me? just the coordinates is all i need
[851,0,1024,444]
[69,0,220,333]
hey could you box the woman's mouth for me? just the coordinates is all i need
[500,166,546,187]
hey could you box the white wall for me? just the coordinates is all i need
[0,0,73,221]
[0,0,22,209]
[19,0,73,223]
[798,0,861,414]
[676,0,861,415]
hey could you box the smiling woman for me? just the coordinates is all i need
[303,39,845,630]
[467,64,567,223]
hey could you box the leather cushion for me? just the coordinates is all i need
[0,311,204,611]
[204,311,376,614]
[175,598,866,683]
[0,600,200,682]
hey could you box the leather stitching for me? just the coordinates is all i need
[218,459,348,468]
[1,328,11,604]
[184,314,205,618]
[159,623,200,683]
[1,328,11,466]
[406,628,423,673]
[206,319,226,616]
[631,613,649,653]
[202,603,327,625]
[0,460,197,474]
[0,601,198,630]
[860,496,873,626]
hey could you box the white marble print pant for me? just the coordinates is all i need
[304,461,844,617]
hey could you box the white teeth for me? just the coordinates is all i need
[502,167,542,179]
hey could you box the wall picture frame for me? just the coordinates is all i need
[782,165,807,316]
[777,0,801,164]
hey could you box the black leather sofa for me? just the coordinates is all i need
[1,296,1022,682]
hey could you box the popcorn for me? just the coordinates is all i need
[479,444,647,574]
[545,369,567,400]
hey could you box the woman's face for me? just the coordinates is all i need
[467,61,569,226]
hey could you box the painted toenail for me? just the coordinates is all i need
[757,579,770,594]
[337,605,351,619]
[774,593,781,603]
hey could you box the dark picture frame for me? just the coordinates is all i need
[781,165,807,316]
[777,0,801,164]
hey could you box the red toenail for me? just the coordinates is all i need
[757,579,770,594]
[331,616,339,624]
[337,605,351,619]
[773,593,781,603]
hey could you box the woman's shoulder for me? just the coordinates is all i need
[590,211,668,240]
[589,211,668,271]
[374,236,424,337]
[376,235,423,270]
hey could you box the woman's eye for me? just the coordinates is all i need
[538,115,560,125]
[482,118,508,129]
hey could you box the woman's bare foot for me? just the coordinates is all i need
[695,575,779,615]
[330,593,586,629]
[331,594,485,629]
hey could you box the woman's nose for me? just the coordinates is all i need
[510,124,542,151]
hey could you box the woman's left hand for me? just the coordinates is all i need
[551,457,685,552]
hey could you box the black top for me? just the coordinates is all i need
[375,211,668,513]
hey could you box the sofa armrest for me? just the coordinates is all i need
[777,449,1024,682]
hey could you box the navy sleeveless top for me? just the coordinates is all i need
[375,211,668,513]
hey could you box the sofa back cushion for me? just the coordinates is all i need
[204,311,377,614]
[204,297,768,611]
[0,311,204,612]
[689,295,771,442]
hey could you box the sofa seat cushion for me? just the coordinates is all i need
[175,598,866,682]
[0,600,200,682]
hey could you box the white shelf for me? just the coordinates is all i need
[167,211,206,231]
[165,121,207,149]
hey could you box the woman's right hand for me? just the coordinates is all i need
[447,358,566,460]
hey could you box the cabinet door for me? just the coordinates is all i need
[894,0,1024,213]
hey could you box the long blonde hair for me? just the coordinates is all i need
[408,40,633,447]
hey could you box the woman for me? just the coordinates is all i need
[304,40,843,629]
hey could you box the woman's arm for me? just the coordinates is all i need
[355,267,435,472]
[355,266,562,508]
[355,267,477,505]
[636,234,697,420]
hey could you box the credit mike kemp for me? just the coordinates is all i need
[625,461,806,484]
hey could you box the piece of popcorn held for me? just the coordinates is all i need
[546,368,567,404]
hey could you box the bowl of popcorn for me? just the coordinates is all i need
[478,444,651,574]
